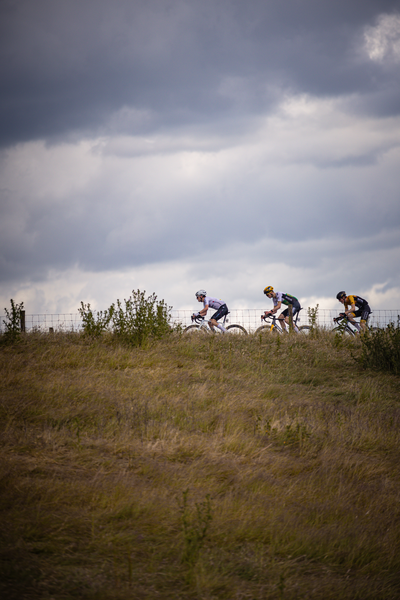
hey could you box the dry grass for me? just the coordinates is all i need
[1,330,400,599]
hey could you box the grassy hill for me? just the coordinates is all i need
[1,330,400,599]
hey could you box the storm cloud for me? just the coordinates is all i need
[1,0,399,314]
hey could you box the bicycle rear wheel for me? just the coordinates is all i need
[298,326,311,334]
[226,324,248,335]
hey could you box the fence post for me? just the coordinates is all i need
[20,310,26,333]
[288,304,293,333]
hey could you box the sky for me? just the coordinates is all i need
[1,0,400,316]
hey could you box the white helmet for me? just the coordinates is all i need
[195,289,207,298]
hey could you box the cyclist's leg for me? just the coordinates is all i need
[279,308,288,331]
[281,304,300,332]
[208,310,219,332]
[347,310,361,331]
[209,305,228,333]
[291,303,301,332]
[360,306,371,332]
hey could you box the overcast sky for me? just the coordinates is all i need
[1,0,400,317]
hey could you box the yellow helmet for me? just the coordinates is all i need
[264,286,274,295]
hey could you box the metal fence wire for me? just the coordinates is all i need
[1,308,399,334]
[169,309,399,332]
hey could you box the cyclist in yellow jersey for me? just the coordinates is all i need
[336,291,371,332]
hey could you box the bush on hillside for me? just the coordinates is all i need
[79,289,172,346]
[1,299,24,344]
[78,302,114,338]
[111,290,171,346]
[360,319,400,375]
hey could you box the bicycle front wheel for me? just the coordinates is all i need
[183,324,206,335]
[255,325,281,335]
[226,324,248,335]
[332,326,354,336]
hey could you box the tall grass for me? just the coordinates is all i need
[1,330,400,599]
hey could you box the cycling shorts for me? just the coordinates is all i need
[211,304,229,322]
[281,300,301,318]
[352,305,371,322]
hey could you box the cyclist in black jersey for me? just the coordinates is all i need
[263,286,301,332]
[336,291,371,332]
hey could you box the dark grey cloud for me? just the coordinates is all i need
[1,0,399,146]
[1,0,400,314]
[1,133,399,285]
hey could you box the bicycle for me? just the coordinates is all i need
[184,314,248,335]
[255,309,311,335]
[332,314,378,336]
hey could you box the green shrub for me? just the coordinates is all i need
[79,289,172,347]
[111,289,171,346]
[360,319,400,374]
[307,303,319,337]
[1,299,24,343]
[78,302,114,338]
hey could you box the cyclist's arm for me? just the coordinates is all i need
[345,302,356,316]
[198,304,209,317]
[264,301,281,316]
[271,301,281,314]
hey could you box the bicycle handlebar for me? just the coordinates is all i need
[191,315,205,324]
[333,313,346,323]
[261,313,275,322]
[262,307,303,322]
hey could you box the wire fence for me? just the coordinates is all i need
[171,308,400,333]
[1,308,399,334]
[0,312,83,334]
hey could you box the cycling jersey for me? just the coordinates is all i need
[344,295,368,310]
[202,296,228,323]
[203,296,226,310]
[273,292,298,308]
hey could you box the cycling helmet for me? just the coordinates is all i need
[336,291,346,300]
[195,289,207,298]
[264,286,274,295]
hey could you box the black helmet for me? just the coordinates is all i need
[336,291,346,300]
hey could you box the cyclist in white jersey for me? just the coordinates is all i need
[193,290,229,333]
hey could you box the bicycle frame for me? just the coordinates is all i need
[261,309,302,333]
[192,313,228,330]
[262,314,284,333]
[333,313,377,336]
[333,314,361,336]
[185,313,248,335]
[187,314,228,334]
